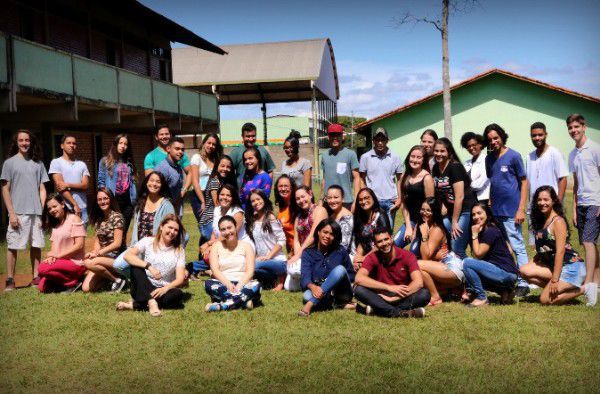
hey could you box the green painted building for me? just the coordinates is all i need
[355,69,599,164]
[220,115,311,146]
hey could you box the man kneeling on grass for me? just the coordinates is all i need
[355,227,430,318]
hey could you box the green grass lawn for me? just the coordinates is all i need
[0,190,598,392]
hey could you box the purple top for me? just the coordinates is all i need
[240,171,272,209]
[114,162,131,195]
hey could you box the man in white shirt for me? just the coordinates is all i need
[567,114,600,306]
[49,135,90,226]
[524,122,569,246]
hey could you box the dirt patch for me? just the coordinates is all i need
[0,274,35,291]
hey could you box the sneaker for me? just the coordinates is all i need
[30,276,41,286]
[406,307,426,318]
[4,277,15,292]
[62,281,83,294]
[584,282,598,307]
[110,278,127,293]
[245,300,254,310]
[514,286,530,298]
[205,302,221,313]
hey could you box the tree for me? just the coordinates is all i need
[394,0,478,140]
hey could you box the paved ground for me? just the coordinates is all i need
[0,274,35,291]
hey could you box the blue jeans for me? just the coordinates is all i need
[442,212,471,259]
[302,265,353,307]
[199,222,213,244]
[379,199,396,228]
[463,258,518,300]
[393,221,420,255]
[204,279,261,310]
[495,216,528,287]
[254,259,287,285]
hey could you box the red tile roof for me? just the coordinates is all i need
[354,68,600,130]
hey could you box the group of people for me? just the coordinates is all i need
[1,114,598,317]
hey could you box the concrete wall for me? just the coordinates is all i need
[371,74,600,165]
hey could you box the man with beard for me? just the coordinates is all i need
[354,227,430,318]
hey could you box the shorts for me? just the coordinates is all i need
[560,261,586,288]
[112,250,131,278]
[6,214,45,250]
[442,252,465,282]
[576,205,600,244]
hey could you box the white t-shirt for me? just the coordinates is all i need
[190,154,212,190]
[252,218,286,260]
[464,153,490,201]
[134,237,185,288]
[48,157,90,210]
[569,138,600,206]
[212,205,251,244]
[526,146,568,205]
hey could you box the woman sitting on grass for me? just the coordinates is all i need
[111,171,175,278]
[324,185,354,254]
[245,190,287,290]
[82,188,126,292]
[116,214,186,317]
[520,186,588,305]
[274,174,298,255]
[37,193,86,293]
[416,197,464,306]
[287,186,328,291]
[240,147,272,209]
[352,187,391,270]
[298,219,356,316]
[205,216,261,312]
[462,202,519,307]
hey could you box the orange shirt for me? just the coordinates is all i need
[277,206,295,255]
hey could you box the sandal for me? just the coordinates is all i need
[428,298,443,307]
[147,300,162,317]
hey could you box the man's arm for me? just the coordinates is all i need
[572,173,578,227]
[515,177,527,224]
[557,177,567,202]
[355,267,390,291]
[51,173,79,213]
[393,172,403,210]
[1,181,19,229]
[39,182,46,211]
[181,165,192,196]
[352,169,360,200]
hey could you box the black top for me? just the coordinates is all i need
[404,177,426,223]
[354,208,392,254]
[432,161,477,213]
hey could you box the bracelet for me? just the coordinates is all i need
[422,237,429,242]
[472,233,479,240]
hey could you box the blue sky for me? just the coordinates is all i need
[142,0,600,120]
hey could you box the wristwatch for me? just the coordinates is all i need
[471,233,479,240]
[145,262,151,269]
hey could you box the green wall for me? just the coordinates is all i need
[373,74,600,165]
[220,116,310,146]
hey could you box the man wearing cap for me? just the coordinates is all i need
[321,123,360,210]
[359,127,403,227]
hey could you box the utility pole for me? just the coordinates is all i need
[351,111,354,148]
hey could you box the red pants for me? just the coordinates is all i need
[37,259,86,293]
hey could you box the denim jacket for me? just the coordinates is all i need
[300,246,355,290]
[97,158,137,203]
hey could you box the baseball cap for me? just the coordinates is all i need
[327,123,344,134]
[373,127,389,139]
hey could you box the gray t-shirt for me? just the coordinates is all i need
[321,148,359,203]
[49,157,90,210]
[359,149,404,200]
[0,155,49,215]
[281,158,312,187]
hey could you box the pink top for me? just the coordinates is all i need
[50,214,87,265]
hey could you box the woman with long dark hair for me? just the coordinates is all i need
[37,194,86,293]
[520,186,587,305]
[117,214,187,317]
[394,145,435,249]
[431,137,477,258]
[420,129,438,171]
[195,154,236,244]
[204,215,261,312]
[274,174,298,255]
[323,185,354,254]
[353,187,391,268]
[281,131,312,188]
[462,202,519,307]
[190,133,223,233]
[97,133,137,247]
[240,147,272,208]
[415,197,464,306]
[287,186,328,291]
[82,188,125,292]
[298,218,356,316]
[245,189,287,290]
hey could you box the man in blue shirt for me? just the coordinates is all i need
[154,137,185,217]
[484,123,529,297]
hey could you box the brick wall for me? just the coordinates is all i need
[48,14,88,57]
[90,31,108,63]
[123,42,148,75]
[0,1,20,35]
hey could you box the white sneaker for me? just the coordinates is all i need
[584,283,598,307]
[405,307,425,318]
